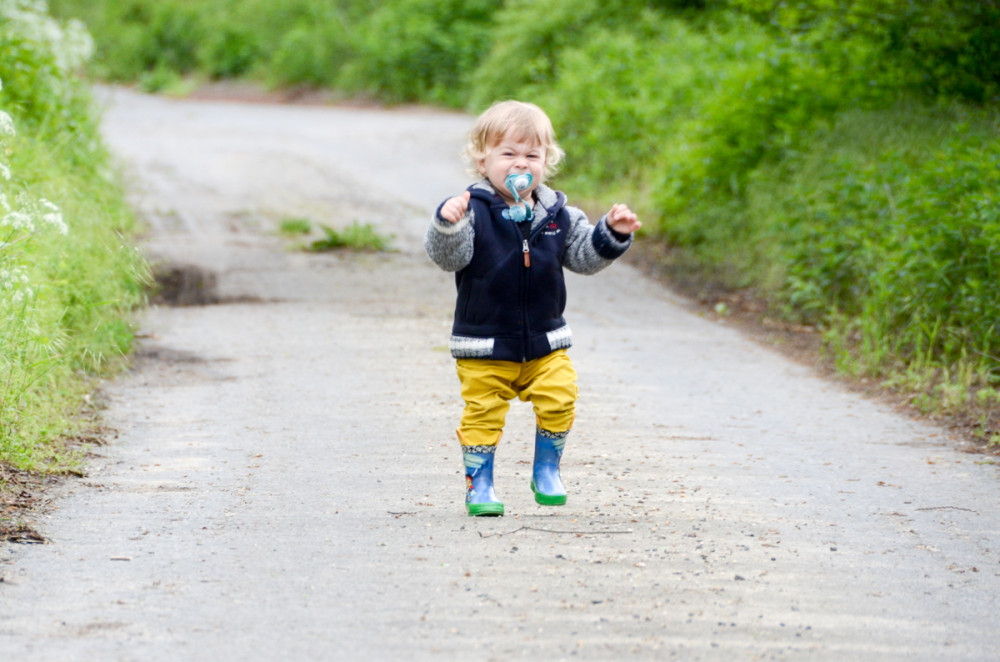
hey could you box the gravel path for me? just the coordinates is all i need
[1,87,998,661]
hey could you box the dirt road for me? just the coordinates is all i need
[2,87,999,660]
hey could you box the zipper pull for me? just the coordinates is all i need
[522,239,531,268]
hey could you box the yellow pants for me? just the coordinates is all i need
[455,349,578,447]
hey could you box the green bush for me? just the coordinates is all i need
[741,101,1000,382]
[467,0,608,108]
[199,24,260,79]
[268,21,348,88]
[730,0,1000,103]
[49,0,365,88]
[65,0,206,81]
[485,9,712,188]
[339,0,500,105]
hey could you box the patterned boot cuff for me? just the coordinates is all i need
[462,445,498,454]
[537,427,570,439]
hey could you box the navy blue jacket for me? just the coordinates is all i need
[426,181,632,362]
[450,186,572,362]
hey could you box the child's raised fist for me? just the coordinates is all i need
[440,191,471,224]
[606,203,641,235]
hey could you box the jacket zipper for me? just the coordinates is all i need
[518,221,533,360]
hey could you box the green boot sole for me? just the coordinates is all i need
[531,481,567,506]
[467,501,505,517]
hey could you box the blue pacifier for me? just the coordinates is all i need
[502,173,533,223]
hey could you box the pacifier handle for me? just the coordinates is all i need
[503,173,534,223]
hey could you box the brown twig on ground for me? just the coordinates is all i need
[915,506,978,514]
[478,526,633,538]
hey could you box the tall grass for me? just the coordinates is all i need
[1,0,148,471]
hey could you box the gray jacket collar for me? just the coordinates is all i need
[472,179,565,218]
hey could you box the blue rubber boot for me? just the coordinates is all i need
[531,429,568,506]
[463,447,504,517]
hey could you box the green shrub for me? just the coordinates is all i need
[467,0,657,111]
[339,0,500,105]
[521,12,718,190]
[730,0,1000,103]
[65,0,206,81]
[743,100,1000,381]
[199,24,260,79]
[267,20,349,88]
[49,0,365,87]
[652,11,886,244]
[467,0,604,108]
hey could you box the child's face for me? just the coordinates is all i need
[477,133,546,205]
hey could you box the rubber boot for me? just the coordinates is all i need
[463,447,504,517]
[531,429,568,506]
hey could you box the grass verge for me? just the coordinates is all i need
[1,2,150,525]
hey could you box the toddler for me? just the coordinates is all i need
[425,100,641,516]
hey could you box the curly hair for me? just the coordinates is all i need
[462,100,565,180]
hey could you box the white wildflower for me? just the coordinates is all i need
[0,1,94,75]
[8,281,34,304]
[2,210,35,232]
[0,162,10,181]
[60,18,95,70]
[0,265,29,290]
[0,192,8,212]
[38,198,67,234]
[0,111,14,137]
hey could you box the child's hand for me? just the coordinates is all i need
[606,203,642,235]
[440,191,471,224]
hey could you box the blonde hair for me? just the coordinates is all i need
[463,100,565,180]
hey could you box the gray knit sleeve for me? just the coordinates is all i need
[562,205,632,275]
[424,205,475,272]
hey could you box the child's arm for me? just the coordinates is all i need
[563,203,638,275]
[424,191,475,272]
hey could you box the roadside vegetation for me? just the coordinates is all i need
[34,0,1000,447]
[307,222,393,253]
[279,217,394,253]
[0,0,147,483]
